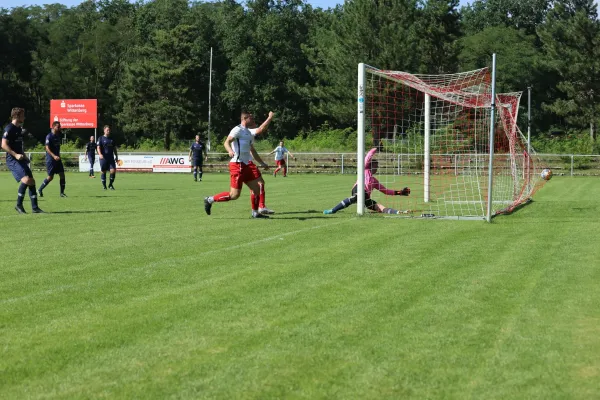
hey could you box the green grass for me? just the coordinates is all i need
[0,172,599,399]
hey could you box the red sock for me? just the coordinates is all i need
[251,191,259,210]
[259,183,265,208]
[274,167,281,175]
[283,167,287,177]
[213,192,231,202]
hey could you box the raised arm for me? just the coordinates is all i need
[252,111,274,136]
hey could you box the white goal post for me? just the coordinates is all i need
[356,55,545,220]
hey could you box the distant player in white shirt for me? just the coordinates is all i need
[268,140,295,177]
[204,111,274,218]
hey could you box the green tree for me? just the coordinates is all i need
[117,23,209,149]
[461,0,550,37]
[306,0,421,126]
[538,0,600,139]
[417,0,462,74]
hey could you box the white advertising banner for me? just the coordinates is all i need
[78,155,154,172]
[78,155,192,173]
[152,155,191,173]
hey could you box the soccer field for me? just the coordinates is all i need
[1,172,599,399]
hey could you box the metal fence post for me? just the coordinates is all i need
[455,154,458,176]
[571,155,574,177]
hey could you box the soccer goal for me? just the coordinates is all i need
[357,58,546,221]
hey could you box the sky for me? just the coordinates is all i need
[1,0,473,11]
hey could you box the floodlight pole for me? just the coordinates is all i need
[357,63,366,216]
[207,47,213,152]
[526,86,532,191]
[527,86,531,155]
[424,93,431,203]
[486,53,497,223]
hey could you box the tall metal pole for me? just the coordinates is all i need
[486,53,498,223]
[527,86,531,155]
[357,63,366,216]
[424,93,431,203]
[208,47,213,151]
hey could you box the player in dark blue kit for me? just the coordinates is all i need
[84,136,97,178]
[38,121,67,198]
[97,125,119,190]
[188,134,208,181]
[1,108,44,214]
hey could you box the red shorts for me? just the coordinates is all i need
[229,161,262,189]
[276,159,286,167]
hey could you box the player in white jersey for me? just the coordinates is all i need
[268,140,295,177]
[204,111,274,218]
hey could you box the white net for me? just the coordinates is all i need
[361,65,546,219]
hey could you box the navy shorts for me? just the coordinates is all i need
[7,158,33,182]
[87,154,95,166]
[351,185,378,210]
[46,159,65,176]
[100,158,116,171]
[192,158,203,168]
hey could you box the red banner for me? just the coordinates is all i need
[50,99,97,128]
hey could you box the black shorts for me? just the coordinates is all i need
[192,158,203,168]
[87,154,95,165]
[351,185,378,210]
[46,159,65,176]
[7,158,33,182]
[100,158,116,171]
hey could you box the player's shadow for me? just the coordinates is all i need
[267,211,329,220]
[275,210,322,215]
[83,195,136,198]
[272,216,330,220]
[49,210,115,214]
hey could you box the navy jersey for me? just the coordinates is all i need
[86,141,97,156]
[190,142,205,159]
[45,132,61,160]
[97,135,116,159]
[2,123,24,161]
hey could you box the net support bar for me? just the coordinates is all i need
[357,63,366,216]
[424,93,431,203]
[486,53,497,223]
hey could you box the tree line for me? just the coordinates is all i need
[1,0,599,150]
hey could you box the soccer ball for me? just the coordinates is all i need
[541,168,553,181]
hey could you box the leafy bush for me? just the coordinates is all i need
[531,131,600,155]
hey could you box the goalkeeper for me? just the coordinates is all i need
[324,148,410,215]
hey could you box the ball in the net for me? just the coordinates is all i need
[541,168,553,181]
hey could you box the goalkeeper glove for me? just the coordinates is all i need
[395,187,411,196]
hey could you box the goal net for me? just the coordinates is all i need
[358,64,546,220]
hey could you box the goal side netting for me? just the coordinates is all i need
[357,64,546,220]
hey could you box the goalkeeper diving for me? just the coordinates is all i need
[324,148,411,215]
